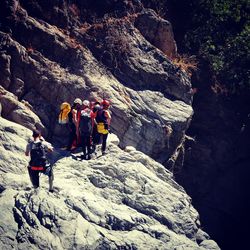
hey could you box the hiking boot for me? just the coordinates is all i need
[102,151,106,156]
[81,154,86,160]
[87,154,91,160]
[91,145,96,153]
[49,189,54,193]
[33,187,40,195]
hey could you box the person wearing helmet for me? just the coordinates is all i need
[25,129,54,192]
[95,99,111,155]
[79,100,93,159]
[91,101,101,153]
[67,98,82,151]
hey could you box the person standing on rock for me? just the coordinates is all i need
[79,100,93,160]
[25,129,54,192]
[95,99,111,155]
[67,98,82,151]
[91,101,101,153]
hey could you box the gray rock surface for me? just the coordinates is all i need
[0,117,220,249]
[0,86,45,133]
[83,21,192,105]
[135,9,177,57]
[0,18,192,163]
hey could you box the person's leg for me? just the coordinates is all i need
[28,167,39,188]
[67,124,76,150]
[81,134,87,159]
[92,125,100,153]
[92,125,100,145]
[48,169,54,192]
[86,134,91,159]
[101,133,108,154]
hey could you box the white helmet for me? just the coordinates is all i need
[82,100,90,107]
[74,98,82,105]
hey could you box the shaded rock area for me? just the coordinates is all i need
[175,65,250,250]
[0,117,219,249]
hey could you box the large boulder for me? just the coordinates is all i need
[0,117,219,249]
[0,86,45,133]
[135,9,177,57]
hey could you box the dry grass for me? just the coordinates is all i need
[78,22,92,33]
[69,3,80,18]
[78,13,139,34]
[103,13,139,26]
[171,54,198,77]
[67,36,83,49]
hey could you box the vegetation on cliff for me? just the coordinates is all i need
[143,0,250,94]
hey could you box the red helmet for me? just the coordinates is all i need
[101,100,110,107]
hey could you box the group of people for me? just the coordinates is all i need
[25,98,112,192]
[66,98,111,159]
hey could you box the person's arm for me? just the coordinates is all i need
[104,110,111,125]
[47,145,53,153]
[25,143,30,156]
[43,141,54,152]
[25,148,29,156]
[72,109,78,126]
[90,111,96,127]
[72,109,80,136]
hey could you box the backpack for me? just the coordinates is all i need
[79,108,92,134]
[58,102,71,124]
[96,109,109,134]
[29,141,46,168]
[95,109,107,124]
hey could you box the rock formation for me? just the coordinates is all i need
[135,9,177,58]
[0,86,45,133]
[0,0,192,161]
[0,0,220,249]
[0,117,219,249]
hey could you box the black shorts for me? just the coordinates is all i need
[28,166,53,188]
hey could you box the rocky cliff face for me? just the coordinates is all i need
[0,0,192,162]
[0,0,220,249]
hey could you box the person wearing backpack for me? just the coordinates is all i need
[95,99,111,155]
[25,129,54,192]
[58,102,71,124]
[79,100,93,160]
[91,101,101,153]
[67,98,82,151]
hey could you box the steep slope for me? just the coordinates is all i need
[0,0,192,165]
[0,117,219,249]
